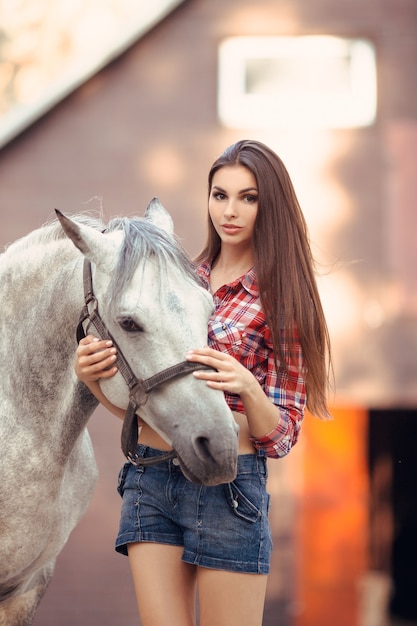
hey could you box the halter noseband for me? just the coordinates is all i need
[77,259,213,466]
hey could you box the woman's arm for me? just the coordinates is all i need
[185,347,280,437]
[186,346,304,458]
[75,335,125,420]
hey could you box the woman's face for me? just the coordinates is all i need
[208,165,258,251]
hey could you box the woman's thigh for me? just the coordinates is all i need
[197,567,268,626]
[128,542,197,626]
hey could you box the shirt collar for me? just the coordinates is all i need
[196,262,259,298]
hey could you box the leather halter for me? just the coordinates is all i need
[76,259,212,466]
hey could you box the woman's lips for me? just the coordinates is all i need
[221,224,242,235]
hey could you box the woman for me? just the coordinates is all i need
[75,139,331,626]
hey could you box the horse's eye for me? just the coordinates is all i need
[119,318,143,333]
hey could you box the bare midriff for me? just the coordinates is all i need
[138,410,256,455]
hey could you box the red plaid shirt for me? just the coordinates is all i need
[196,262,306,458]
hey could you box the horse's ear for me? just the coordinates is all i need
[55,209,118,270]
[145,198,174,237]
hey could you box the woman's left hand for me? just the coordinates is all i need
[185,347,256,397]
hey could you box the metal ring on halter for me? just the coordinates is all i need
[127,450,177,466]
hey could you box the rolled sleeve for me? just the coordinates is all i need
[250,407,303,458]
[251,330,306,459]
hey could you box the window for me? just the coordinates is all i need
[218,36,377,129]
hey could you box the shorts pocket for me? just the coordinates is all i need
[225,481,261,523]
[116,462,131,497]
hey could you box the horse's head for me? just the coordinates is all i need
[57,200,239,485]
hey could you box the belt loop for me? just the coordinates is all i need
[256,448,267,478]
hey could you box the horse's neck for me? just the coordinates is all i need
[1,243,97,446]
[27,245,85,379]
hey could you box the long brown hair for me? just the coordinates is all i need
[195,139,332,419]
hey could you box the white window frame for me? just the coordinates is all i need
[218,36,377,129]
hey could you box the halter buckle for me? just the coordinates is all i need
[129,380,149,407]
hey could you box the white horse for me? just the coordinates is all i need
[0,199,238,626]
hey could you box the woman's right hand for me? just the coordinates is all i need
[75,335,118,383]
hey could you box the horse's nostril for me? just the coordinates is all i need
[194,436,215,463]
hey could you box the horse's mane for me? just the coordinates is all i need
[106,216,203,316]
[3,212,203,311]
[2,213,107,255]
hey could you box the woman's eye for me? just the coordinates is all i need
[244,194,258,203]
[119,318,143,333]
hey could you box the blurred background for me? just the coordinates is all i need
[0,0,416,624]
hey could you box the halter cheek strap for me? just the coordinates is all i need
[77,259,213,465]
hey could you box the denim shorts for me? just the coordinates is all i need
[115,444,272,574]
